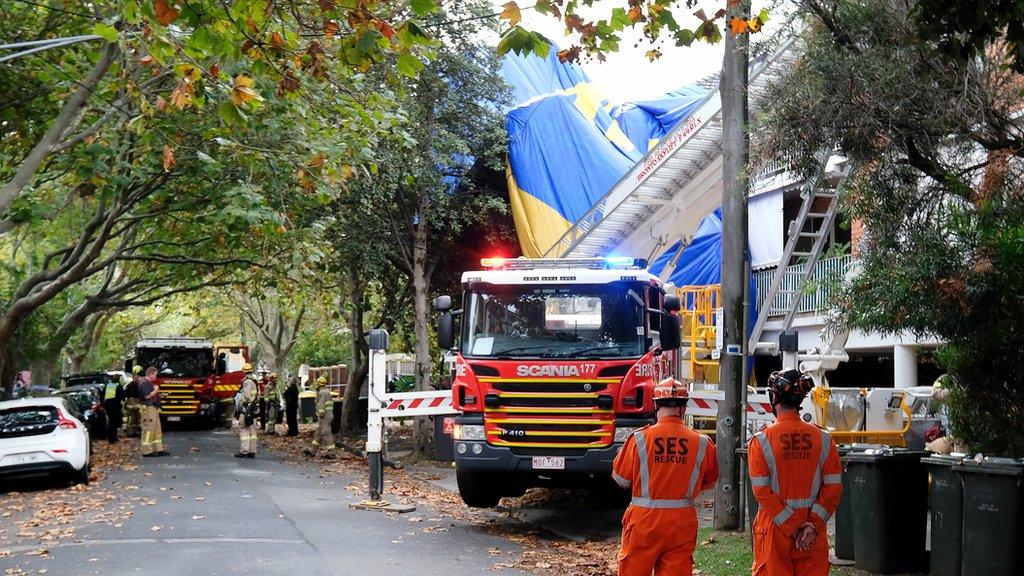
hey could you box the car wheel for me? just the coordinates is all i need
[70,462,90,486]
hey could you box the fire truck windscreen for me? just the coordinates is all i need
[461,282,646,359]
[136,347,214,378]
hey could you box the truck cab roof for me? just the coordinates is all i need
[461,257,660,287]
[137,337,213,349]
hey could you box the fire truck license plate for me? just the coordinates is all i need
[167,416,181,422]
[532,456,565,470]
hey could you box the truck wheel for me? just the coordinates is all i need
[456,470,502,508]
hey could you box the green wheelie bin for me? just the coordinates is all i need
[833,445,857,562]
[921,454,965,576]
[955,457,1024,576]
[844,448,929,574]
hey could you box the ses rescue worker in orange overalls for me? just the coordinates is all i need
[612,378,718,576]
[749,369,843,576]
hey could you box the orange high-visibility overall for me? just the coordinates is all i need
[748,412,843,576]
[612,416,719,576]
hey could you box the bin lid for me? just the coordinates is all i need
[843,447,929,463]
[955,456,1024,476]
[837,443,888,457]
[921,453,969,466]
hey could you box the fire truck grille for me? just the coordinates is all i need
[158,382,200,415]
[480,378,619,448]
[490,382,608,393]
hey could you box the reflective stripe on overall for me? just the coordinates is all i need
[629,430,709,509]
[750,429,840,525]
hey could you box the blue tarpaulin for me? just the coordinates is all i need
[500,47,706,257]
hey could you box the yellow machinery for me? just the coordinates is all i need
[675,284,914,446]
[677,284,721,384]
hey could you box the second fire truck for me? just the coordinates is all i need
[127,337,249,426]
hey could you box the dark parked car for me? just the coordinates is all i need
[52,385,106,440]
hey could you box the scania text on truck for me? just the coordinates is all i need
[125,338,249,426]
[435,257,681,507]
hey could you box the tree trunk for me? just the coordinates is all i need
[0,42,118,221]
[411,201,433,458]
[340,265,369,437]
[67,313,112,374]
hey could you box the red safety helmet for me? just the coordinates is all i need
[767,369,814,409]
[652,377,689,407]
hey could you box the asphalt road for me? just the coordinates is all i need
[1,429,525,576]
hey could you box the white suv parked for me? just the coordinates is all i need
[0,397,91,485]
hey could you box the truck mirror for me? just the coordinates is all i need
[660,313,682,351]
[437,312,454,350]
[663,295,681,313]
[123,359,132,373]
[434,295,452,312]
[216,356,227,375]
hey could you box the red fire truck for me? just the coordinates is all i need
[127,337,250,426]
[436,257,681,507]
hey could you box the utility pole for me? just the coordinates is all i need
[714,0,751,531]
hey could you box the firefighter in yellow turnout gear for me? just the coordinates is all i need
[303,376,335,459]
[235,363,259,459]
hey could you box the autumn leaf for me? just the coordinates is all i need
[308,153,326,168]
[169,78,194,109]
[499,2,521,27]
[277,72,300,96]
[375,20,396,40]
[140,55,155,67]
[231,75,263,107]
[745,17,763,33]
[340,164,354,180]
[162,146,175,172]
[556,46,581,63]
[627,6,643,22]
[645,48,662,61]
[208,64,220,78]
[324,19,340,38]
[153,0,178,26]
[729,16,748,36]
[269,31,285,48]
[154,95,168,111]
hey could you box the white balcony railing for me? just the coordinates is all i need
[754,254,852,318]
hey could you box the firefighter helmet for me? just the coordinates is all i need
[767,369,814,409]
[315,375,328,387]
[268,372,278,380]
[652,377,689,407]
[132,365,143,375]
[242,362,254,373]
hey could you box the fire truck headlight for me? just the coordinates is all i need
[453,424,485,441]
[614,427,638,443]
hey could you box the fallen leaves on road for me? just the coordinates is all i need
[0,441,138,556]
[264,430,620,576]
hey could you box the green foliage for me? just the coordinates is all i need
[289,325,352,371]
[759,0,1024,456]
[495,0,769,61]
[915,0,1024,73]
